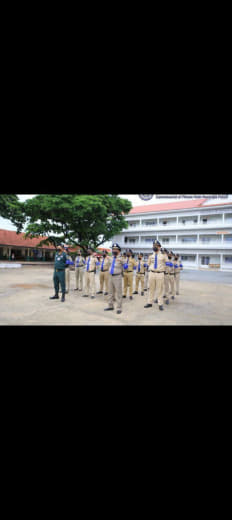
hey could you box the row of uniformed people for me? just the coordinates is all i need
[50,242,183,312]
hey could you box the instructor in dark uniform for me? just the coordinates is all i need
[50,245,68,302]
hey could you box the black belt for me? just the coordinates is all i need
[55,268,65,271]
[111,273,121,276]
[125,271,133,273]
[150,271,164,274]
[101,270,108,272]
[87,270,96,273]
[170,273,175,275]
[76,266,84,268]
[164,272,168,275]
[137,272,145,275]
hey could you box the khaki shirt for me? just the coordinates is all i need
[163,253,173,274]
[135,259,146,274]
[75,255,85,268]
[85,255,98,272]
[174,259,183,273]
[123,257,137,272]
[148,251,166,273]
[108,255,124,275]
[99,256,111,272]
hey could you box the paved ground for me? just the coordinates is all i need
[0,266,231,325]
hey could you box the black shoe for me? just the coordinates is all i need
[141,292,144,296]
[163,295,166,298]
[165,299,169,305]
[74,288,78,291]
[117,310,122,314]
[154,299,158,303]
[96,291,103,294]
[50,294,59,299]
[130,296,133,300]
[104,307,114,311]
[159,305,164,311]
[61,294,65,302]
[171,296,175,300]
[133,291,138,294]
[91,296,95,299]
[82,295,88,297]
[104,292,108,295]
[144,289,147,291]
[123,295,126,298]
[144,304,152,308]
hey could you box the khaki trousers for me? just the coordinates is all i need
[147,272,164,306]
[175,272,180,294]
[135,273,145,292]
[84,271,96,297]
[108,275,122,310]
[144,270,149,290]
[65,268,70,292]
[123,271,134,297]
[164,274,175,298]
[99,271,109,293]
[75,267,84,290]
[168,274,175,297]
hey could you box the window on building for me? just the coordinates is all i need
[181,237,197,242]
[201,256,210,265]
[202,218,208,223]
[224,256,232,263]
[224,235,232,241]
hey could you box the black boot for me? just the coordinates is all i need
[159,305,164,311]
[154,299,158,303]
[144,304,152,308]
[50,293,59,299]
[61,293,65,302]
[165,299,169,305]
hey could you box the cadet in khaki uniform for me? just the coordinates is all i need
[144,240,166,311]
[133,253,147,296]
[163,250,175,305]
[104,243,124,314]
[83,247,100,299]
[96,250,110,295]
[174,254,183,295]
[64,246,73,293]
[74,250,86,291]
[123,249,137,300]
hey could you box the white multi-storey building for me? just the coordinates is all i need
[112,196,232,271]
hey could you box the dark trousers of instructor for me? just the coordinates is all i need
[53,269,65,295]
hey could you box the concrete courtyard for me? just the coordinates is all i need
[0,265,231,325]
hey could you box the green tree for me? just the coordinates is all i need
[22,194,132,251]
[0,194,25,231]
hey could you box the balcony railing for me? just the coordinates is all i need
[125,220,231,232]
[122,241,232,250]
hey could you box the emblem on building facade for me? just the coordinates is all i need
[138,195,154,201]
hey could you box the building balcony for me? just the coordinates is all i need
[119,240,232,250]
[125,220,232,233]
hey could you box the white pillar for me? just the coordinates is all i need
[222,213,225,224]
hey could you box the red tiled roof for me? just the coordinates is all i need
[0,229,56,249]
[129,199,208,214]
